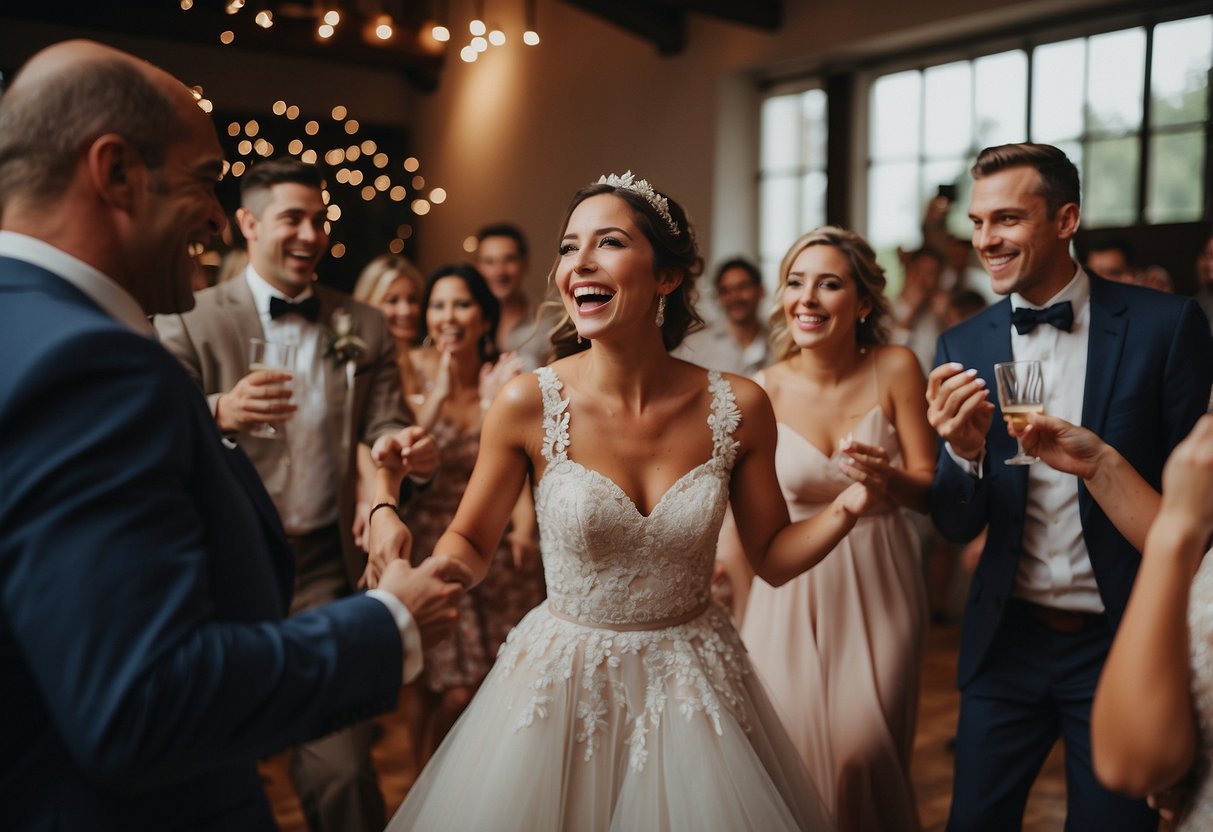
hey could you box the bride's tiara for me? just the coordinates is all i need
[596,171,679,236]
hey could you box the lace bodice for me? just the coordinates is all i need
[533,366,741,627]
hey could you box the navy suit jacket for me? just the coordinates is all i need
[931,274,1213,688]
[0,257,404,830]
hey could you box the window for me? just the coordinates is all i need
[863,13,1211,263]
[758,87,828,284]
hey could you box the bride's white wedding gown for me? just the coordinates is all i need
[386,367,834,831]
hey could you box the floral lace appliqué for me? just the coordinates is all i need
[513,367,748,771]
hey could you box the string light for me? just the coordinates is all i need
[254,10,273,28]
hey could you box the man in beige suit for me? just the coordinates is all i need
[156,158,431,832]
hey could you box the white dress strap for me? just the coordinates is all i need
[706,370,741,468]
[534,366,570,463]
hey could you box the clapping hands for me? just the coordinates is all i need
[926,363,995,461]
[835,436,891,517]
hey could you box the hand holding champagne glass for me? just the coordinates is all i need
[994,360,1044,465]
[248,337,297,439]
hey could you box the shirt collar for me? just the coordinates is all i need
[0,231,156,336]
[1010,262,1089,315]
[244,265,316,320]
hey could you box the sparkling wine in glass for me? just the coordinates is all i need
[994,360,1044,466]
[248,337,297,439]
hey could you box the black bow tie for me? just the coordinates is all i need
[269,294,320,323]
[1010,301,1073,335]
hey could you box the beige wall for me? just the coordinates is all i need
[1,0,1122,295]
[405,0,1110,294]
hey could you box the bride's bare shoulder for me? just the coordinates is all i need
[494,371,545,415]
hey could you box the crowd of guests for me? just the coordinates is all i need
[7,37,1213,832]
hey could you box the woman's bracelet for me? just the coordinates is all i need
[368,501,399,530]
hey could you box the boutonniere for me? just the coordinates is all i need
[325,309,368,367]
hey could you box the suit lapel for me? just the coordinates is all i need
[216,431,296,602]
[1077,278,1128,532]
[1080,277,1128,437]
[218,276,265,352]
[316,288,355,468]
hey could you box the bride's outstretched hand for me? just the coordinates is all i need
[362,507,414,589]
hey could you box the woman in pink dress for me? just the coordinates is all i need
[719,227,936,831]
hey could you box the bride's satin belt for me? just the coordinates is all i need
[546,601,711,632]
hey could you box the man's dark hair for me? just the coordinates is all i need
[1085,233,1135,265]
[971,143,1081,217]
[476,222,528,259]
[240,157,324,209]
[714,257,762,289]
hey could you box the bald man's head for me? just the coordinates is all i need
[0,40,191,215]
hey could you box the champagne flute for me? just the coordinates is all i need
[994,360,1044,466]
[248,337,297,439]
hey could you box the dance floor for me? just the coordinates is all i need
[262,621,1067,830]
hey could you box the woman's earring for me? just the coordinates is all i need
[577,333,584,345]
[655,295,667,327]
[859,315,868,324]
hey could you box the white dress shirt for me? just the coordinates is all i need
[673,322,773,377]
[1009,267,1102,613]
[244,268,339,536]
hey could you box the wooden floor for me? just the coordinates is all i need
[262,621,1067,830]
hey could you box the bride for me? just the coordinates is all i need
[370,172,893,830]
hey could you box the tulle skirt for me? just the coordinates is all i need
[387,602,834,831]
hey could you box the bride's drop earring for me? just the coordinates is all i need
[655,295,667,327]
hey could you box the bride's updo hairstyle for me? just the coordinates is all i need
[548,174,705,359]
[769,226,892,360]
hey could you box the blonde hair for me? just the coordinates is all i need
[769,226,891,360]
[353,253,426,399]
[353,253,425,307]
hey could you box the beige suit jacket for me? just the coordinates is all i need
[155,276,409,585]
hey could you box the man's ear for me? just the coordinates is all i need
[1056,202,1080,241]
[235,206,259,242]
[86,134,139,211]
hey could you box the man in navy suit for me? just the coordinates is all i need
[0,40,468,831]
[927,143,1213,831]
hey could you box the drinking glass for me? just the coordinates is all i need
[248,337,296,439]
[994,360,1044,466]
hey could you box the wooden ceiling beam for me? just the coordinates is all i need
[658,0,782,31]
[561,0,688,56]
